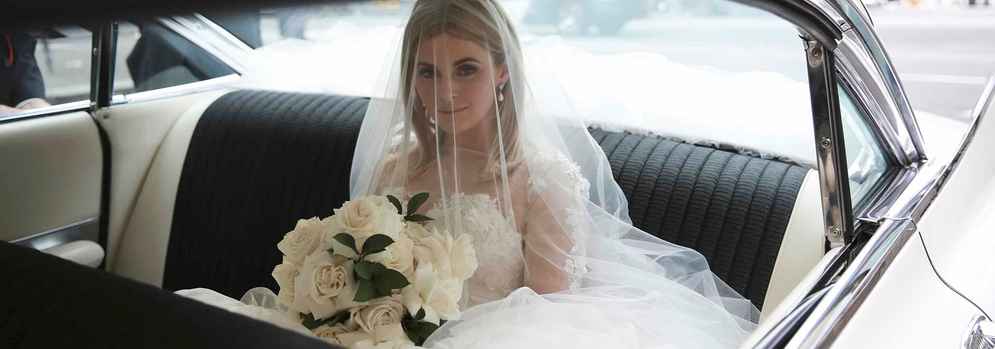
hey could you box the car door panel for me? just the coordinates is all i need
[96,89,229,269]
[823,232,978,348]
[0,111,102,244]
[914,77,995,316]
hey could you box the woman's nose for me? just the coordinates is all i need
[435,78,459,102]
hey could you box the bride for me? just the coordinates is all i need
[182,0,758,347]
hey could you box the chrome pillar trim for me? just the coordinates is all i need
[785,75,994,349]
[11,218,100,251]
[787,218,917,348]
[970,75,995,127]
[0,101,91,124]
[162,15,251,74]
[831,0,926,160]
[805,37,855,246]
[835,36,919,166]
[89,22,117,109]
[115,74,239,104]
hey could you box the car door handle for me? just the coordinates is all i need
[965,315,995,349]
[41,240,104,268]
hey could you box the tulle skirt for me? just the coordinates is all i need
[179,285,752,349]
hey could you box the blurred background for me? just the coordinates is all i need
[27,0,994,123]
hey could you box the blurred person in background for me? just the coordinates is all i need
[1,31,49,115]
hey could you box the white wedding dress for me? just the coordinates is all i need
[179,151,751,348]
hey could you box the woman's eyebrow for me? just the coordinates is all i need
[453,57,480,65]
[416,62,435,67]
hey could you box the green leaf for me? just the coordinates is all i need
[301,310,351,330]
[404,214,434,223]
[386,195,403,215]
[333,233,358,254]
[376,268,410,291]
[374,278,393,298]
[407,192,430,216]
[402,318,440,346]
[354,261,384,280]
[301,313,323,329]
[354,279,376,302]
[362,234,395,255]
[415,308,426,320]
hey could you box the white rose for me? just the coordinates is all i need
[413,234,452,278]
[411,230,477,281]
[350,326,412,349]
[351,297,405,336]
[401,262,463,325]
[312,323,355,346]
[271,262,299,306]
[367,232,415,278]
[336,197,402,236]
[292,251,358,318]
[277,217,326,264]
[336,330,375,348]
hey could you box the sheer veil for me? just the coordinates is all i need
[349,0,759,347]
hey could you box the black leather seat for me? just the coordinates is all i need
[164,90,806,308]
[589,129,807,306]
[0,242,335,349]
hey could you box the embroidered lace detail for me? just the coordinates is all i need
[524,150,591,291]
[525,150,591,200]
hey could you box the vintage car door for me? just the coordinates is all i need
[0,25,105,267]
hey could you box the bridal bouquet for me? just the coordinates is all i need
[270,193,478,348]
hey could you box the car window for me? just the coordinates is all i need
[1,27,92,116]
[246,0,817,166]
[838,84,890,207]
[113,20,236,95]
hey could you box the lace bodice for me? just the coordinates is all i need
[425,193,525,308]
[380,149,592,308]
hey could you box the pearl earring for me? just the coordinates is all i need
[497,83,506,103]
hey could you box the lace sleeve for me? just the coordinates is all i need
[522,150,591,292]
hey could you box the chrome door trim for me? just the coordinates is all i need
[11,218,100,251]
[0,101,91,124]
[787,217,918,348]
[112,74,239,105]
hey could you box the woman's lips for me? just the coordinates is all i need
[438,106,469,113]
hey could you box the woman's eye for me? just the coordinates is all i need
[418,68,435,79]
[456,64,479,77]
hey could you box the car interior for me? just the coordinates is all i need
[0,2,841,347]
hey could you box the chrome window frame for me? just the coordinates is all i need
[160,15,252,74]
[830,0,926,161]
[106,15,249,106]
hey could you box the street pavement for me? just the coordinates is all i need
[870,6,995,120]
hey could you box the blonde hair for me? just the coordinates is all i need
[399,0,524,173]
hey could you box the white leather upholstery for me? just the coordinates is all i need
[99,91,228,269]
[760,169,826,320]
[0,112,102,241]
[111,92,225,285]
[42,240,105,268]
